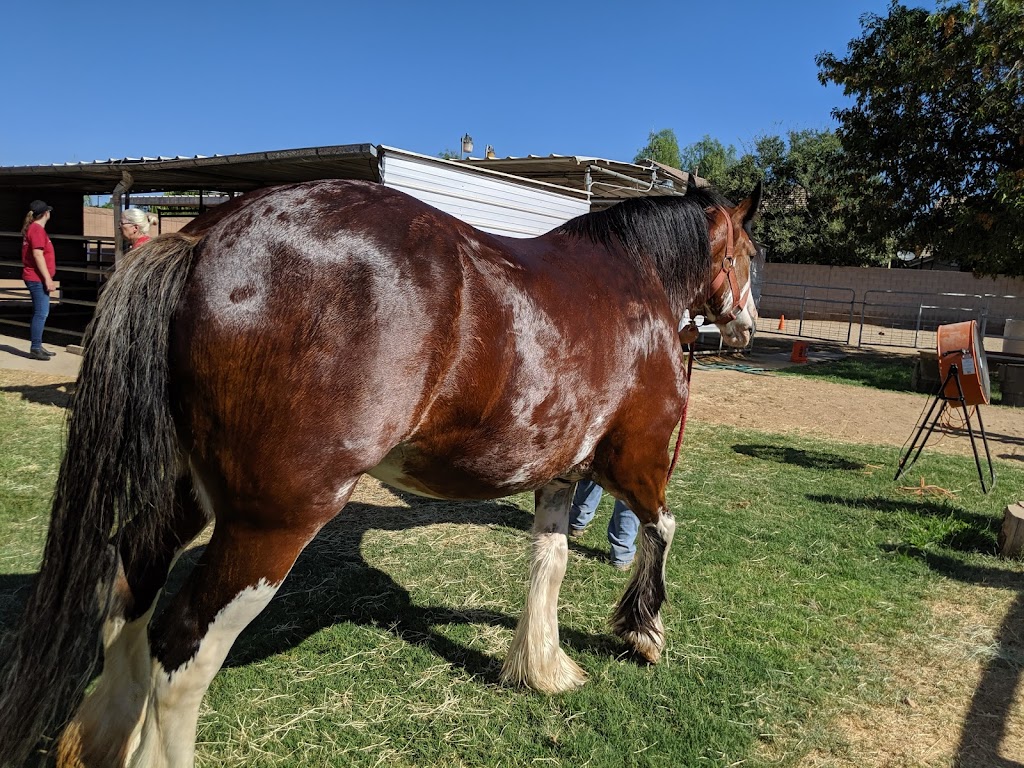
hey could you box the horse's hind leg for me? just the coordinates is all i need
[128,479,357,768]
[57,474,210,768]
[501,478,587,693]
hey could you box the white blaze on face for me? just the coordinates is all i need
[713,273,757,347]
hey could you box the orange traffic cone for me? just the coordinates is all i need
[777,314,786,331]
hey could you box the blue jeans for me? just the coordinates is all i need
[569,480,640,566]
[25,280,49,350]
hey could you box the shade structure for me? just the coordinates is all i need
[937,320,991,406]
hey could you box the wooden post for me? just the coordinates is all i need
[112,170,134,264]
[998,502,1024,558]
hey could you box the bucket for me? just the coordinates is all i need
[790,341,809,363]
[1005,319,1024,356]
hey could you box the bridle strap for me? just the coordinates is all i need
[705,207,747,322]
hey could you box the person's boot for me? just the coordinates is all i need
[28,348,50,361]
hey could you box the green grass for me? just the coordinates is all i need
[2,379,1023,766]
[776,355,917,392]
[777,353,1005,401]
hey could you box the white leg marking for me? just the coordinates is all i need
[189,459,217,521]
[656,511,676,554]
[58,606,157,767]
[501,481,587,693]
[129,580,281,768]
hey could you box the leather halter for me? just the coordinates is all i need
[704,207,748,323]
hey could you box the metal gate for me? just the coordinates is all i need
[0,232,113,340]
[757,282,856,344]
[858,290,989,350]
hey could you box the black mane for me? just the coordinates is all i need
[556,187,733,317]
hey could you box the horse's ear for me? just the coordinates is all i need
[734,180,763,226]
[686,172,699,193]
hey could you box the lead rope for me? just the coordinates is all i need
[666,342,696,481]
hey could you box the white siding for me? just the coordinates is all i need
[379,148,590,238]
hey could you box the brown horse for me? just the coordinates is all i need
[0,177,762,767]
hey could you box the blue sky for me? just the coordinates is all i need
[2,0,927,169]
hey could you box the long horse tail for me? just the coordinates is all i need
[0,233,202,765]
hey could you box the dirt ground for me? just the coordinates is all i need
[2,359,1023,767]
[688,353,1024,464]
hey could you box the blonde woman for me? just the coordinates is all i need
[20,200,56,360]
[120,208,158,250]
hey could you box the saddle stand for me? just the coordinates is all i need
[894,363,996,493]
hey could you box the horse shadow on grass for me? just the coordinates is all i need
[881,546,1024,767]
[808,494,1001,553]
[733,443,865,471]
[164,493,622,685]
[0,381,74,409]
[815,492,1021,765]
[0,573,37,633]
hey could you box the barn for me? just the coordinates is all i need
[0,144,694,339]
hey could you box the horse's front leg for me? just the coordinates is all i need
[610,508,676,663]
[500,478,587,693]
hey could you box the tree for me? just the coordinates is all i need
[817,0,1024,276]
[678,135,738,183]
[633,129,681,169]
[717,131,892,267]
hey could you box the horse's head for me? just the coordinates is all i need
[701,183,764,347]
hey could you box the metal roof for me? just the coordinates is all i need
[0,144,382,194]
[458,155,700,203]
[0,145,701,206]
[127,194,232,208]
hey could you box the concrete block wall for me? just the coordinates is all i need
[762,263,1024,327]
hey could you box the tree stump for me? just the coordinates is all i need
[911,351,941,395]
[998,502,1024,558]
[1001,364,1024,407]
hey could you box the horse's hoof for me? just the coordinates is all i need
[500,649,588,693]
[622,630,663,664]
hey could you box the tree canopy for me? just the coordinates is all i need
[633,129,682,169]
[678,135,739,182]
[700,131,892,267]
[817,0,1024,276]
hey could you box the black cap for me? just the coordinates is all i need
[29,200,52,216]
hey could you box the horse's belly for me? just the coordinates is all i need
[366,440,579,501]
[367,455,449,499]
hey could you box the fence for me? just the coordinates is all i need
[757,282,856,344]
[858,290,993,350]
[0,232,114,339]
[759,282,1022,353]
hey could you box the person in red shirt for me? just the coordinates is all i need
[20,200,57,360]
[120,207,157,250]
